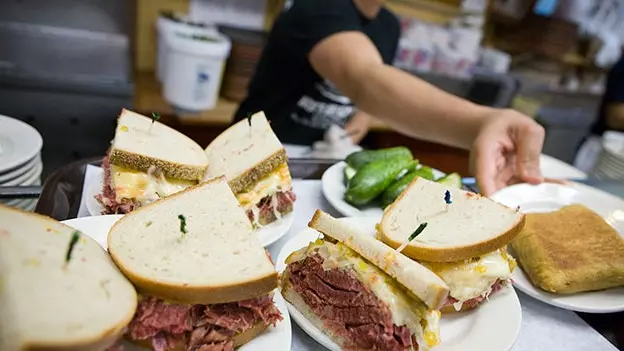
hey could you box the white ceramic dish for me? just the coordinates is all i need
[0,154,40,183]
[275,217,522,351]
[491,182,624,313]
[0,115,43,173]
[83,166,293,247]
[321,161,445,218]
[2,159,42,187]
[539,154,587,179]
[61,215,293,351]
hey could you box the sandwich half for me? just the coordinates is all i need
[281,210,450,351]
[378,177,525,312]
[0,205,137,351]
[97,109,209,214]
[107,176,283,351]
[204,111,296,228]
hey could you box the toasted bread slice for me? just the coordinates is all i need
[107,176,278,305]
[0,205,137,351]
[308,210,449,309]
[379,177,525,262]
[110,109,208,180]
[204,111,287,194]
[512,204,624,294]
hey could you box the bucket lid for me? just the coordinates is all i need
[157,13,218,37]
[165,30,232,58]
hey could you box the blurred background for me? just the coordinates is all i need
[0,0,623,181]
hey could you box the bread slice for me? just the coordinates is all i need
[308,210,449,309]
[110,109,208,181]
[107,176,278,305]
[0,205,137,351]
[204,111,287,194]
[379,177,525,262]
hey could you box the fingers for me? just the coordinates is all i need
[472,138,500,197]
[515,121,545,184]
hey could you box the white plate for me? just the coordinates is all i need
[84,167,293,247]
[61,215,292,351]
[539,154,587,179]
[0,115,43,173]
[321,161,445,218]
[275,217,522,351]
[491,182,624,313]
[1,160,42,187]
[0,154,40,183]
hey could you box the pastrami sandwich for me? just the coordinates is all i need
[378,177,525,312]
[107,176,283,351]
[281,210,450,351]
[203,112,295,228]
[0,205,137,351]
[97,109,208,214]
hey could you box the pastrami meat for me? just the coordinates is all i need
[286,254,417,351]
[95,151,138,215]
[127,295,282,351]
[247,190,296,226]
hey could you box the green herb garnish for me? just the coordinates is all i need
[247,112,252,127]
[178,214,187,236]
[65,230,81,265]
[145,221,153,227]
[408,222,428,241]
[151,112,161,124]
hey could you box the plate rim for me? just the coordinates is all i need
[0,115,43,173]
[275,217,522,351]
[491,182,624,313]
[0,154,40,183]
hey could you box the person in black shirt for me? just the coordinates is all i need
[592,57,624,135]
[234,0,546,196]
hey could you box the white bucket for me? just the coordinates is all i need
[162,30,231,111]
[156,13,217,82]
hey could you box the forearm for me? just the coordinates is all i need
[350,64,495,149]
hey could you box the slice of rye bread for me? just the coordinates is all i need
[109,148,207,181]
[228,149,287,194]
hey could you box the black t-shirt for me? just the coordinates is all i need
[591,57,624,135]
[233,0,401,145]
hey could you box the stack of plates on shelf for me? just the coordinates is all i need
[0,114,43,211]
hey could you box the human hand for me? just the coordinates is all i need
[470,109,545,197]
[344,110,371,144]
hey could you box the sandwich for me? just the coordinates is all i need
[281,210,450,351]
[378,177,525,312]
[204,111,295,228]
[512,204,624,294]
[107,176,283,351]
[0,205,138,351]
[97,109,209,214]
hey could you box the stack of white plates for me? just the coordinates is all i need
[0,115,43,211]
[589,132,624,180]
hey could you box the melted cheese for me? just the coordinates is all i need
[236,163,292,210]
[421,248,516,305]
[111,165,196,205]
[287,240,440,350]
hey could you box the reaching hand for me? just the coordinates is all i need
[470,109,545,196]
[344,110,372,144]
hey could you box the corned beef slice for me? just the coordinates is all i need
[95,150,138,214]
[443,279,506,310]
[287,254,416,351]
[247,190,296,225]
[127,295,282,351]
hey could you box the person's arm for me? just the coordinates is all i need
[309,32,496,149]
[606,103,624,130]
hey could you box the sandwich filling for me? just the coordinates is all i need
[236,163,296,227]
[126,294,282,351]
[97,151,196,214]
[284,240,440,351]
[421,248,516,311]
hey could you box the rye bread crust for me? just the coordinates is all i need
[109,148,206,181]
[228,149,288,194]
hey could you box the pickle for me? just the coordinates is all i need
[345,147,413,170]
[345,157,416,206]
[380,167,435,208]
